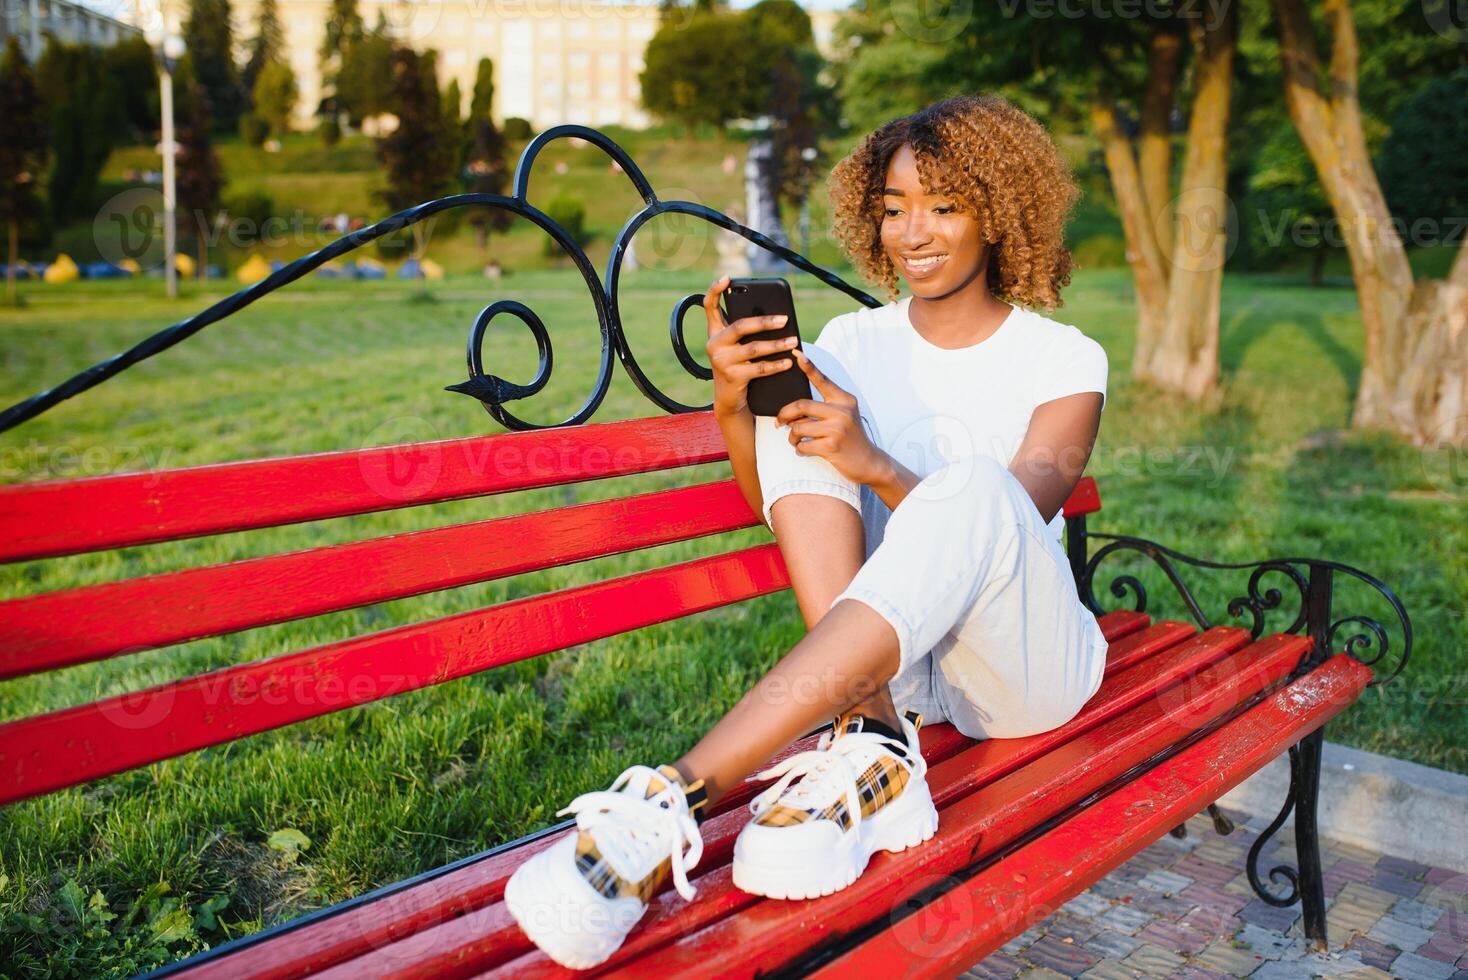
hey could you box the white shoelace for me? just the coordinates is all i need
[557,766,705,902]
[746,723,926,832]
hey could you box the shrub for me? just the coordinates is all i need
[238,113,269,147]
[320,115,341,147]
[542,194,586,258]
[503,116,532,140]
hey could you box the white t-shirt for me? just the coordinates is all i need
[811,294,1108,544]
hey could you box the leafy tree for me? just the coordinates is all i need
[375,47,456,257]
[36,41,125,223]
[183,0,243,133]
[464,58,511,254]
[252,60,298,135]
[242,0,285,98]
[1245,122,1334,285]
[320,0,365,67]
[335,23,394,125]
[102,37,160,138]
[441,77,466,174]
[0,37,48,303]
[1377,69,1468,235]
[175,76,226,278]
[640,10,762,131]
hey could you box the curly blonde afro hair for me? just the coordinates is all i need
[829,94,1080,310]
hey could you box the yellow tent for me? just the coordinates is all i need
[237,254,272,284]
[118,258,141,276]
[173,252,197,278]
[420,258,445,281]
[43,254,80,284]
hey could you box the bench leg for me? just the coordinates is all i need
[1246,729,1330,953]
[1291,727,1329,952]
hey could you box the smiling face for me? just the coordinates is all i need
[879,143,988,299]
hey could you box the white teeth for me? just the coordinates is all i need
[907,254,946,269]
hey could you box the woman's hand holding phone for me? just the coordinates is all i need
[703,274,799,419]
[776,348,892,489]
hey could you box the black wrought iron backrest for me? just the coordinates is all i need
[0,124,881,435]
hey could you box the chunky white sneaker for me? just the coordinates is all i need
[504,764,707,970]
[732,710,938,900]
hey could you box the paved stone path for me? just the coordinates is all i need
[966,806,1467,979]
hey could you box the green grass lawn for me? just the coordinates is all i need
[0,265,1463,976]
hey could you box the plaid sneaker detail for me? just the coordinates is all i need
[750,710,925,831]
[571,764,708,901]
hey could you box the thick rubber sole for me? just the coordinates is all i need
[731,776,940,900]
[502,837,645,970]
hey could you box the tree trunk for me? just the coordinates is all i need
[1139,29,1184,263]
[1145,4,1237,399]
[6,221,16,305]
[1392,244,1468,444]
[1090,98,1170,381]
[1270,0,1435,438]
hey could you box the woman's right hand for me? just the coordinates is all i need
[703,274,800,419]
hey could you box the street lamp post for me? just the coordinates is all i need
[149,32,185,298]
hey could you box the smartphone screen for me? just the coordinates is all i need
[724,277,812,416]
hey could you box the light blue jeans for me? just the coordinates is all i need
[753,343,1108,740]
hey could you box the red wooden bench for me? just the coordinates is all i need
[0,125,1411,977]
[0,413,1410,978]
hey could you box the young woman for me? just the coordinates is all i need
[504,94,1109,969]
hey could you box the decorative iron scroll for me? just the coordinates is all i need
[0,125,881,435]
[1077,532,1411,687]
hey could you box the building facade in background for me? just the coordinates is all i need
[117,0,839,129]
[0,0,140,62]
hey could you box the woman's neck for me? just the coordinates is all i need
[907,270,1013,349]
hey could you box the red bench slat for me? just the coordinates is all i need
[162,610,1160,980]
[586,633,1309,979]
[0,479,760,679]
[0,544,792,805]
[811,654,1373,978]
[0,413,729,563]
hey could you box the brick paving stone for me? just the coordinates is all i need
[1368,913,1433,952]
[1172,855,1239,889]
[1083,930,1141,960]
[1426,869,1468,891]
[1023,935,1102,977]
[1181,881,1249,915]
[1236,922,1295,957]
[1061,892,1112,920]
[1171,966,1234,980]
[1087,877,1138,902]
[965,952,1026,979]
[1096,904,1151,936]
[1042,913,1100,946]
[1116,942,1185,975]
[1331,841,1385,864]
[1335,967,1399,980]
[1337,881,1402,914]
[1327,900,1386,941]
[1373,870,1427,899]
[1194,937,1267,974]
[1001,925,1045,956]
[1076,960,1137,980]
[1392,952,1460,980]
[1014,967,1069,980]
[1129,890,1195,920]
[1221,871,1256,897]
[1137,919,1211,956]
[1394,897,1447,929]
[1346,934,1402,971]
[1417,931,1468,965]
[1238,898,1301,932]
[1379,855,1433,880]
[1178,904,1241,939]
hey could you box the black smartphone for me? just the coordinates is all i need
[723,276,811,417]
